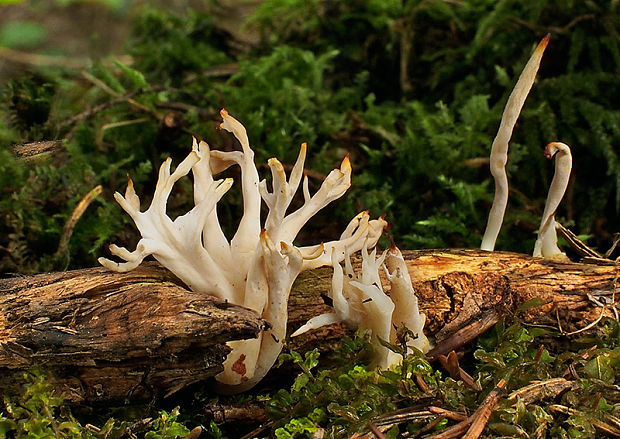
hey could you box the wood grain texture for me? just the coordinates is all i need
[0,263,264,402]
[0,250,617,402]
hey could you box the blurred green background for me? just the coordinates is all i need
[0,0,618,273]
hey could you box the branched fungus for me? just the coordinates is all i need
[292,244,429,370]
[100,109,386,392]
[481,34,550,251]
[533,141,572,260]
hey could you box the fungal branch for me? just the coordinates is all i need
[100,109,387,392]
[481,34,550,251]
[385,246,428,353]
[533,142,572,260]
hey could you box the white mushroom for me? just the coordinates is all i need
[293,244,429,370]
[481,34,550,251]
[99,109,387,392]
[291,245,390,340]
[533,141,572,260]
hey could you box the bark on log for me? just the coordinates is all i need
[0,250,617,403]
[0,263,264,403]
[288,250,618,358]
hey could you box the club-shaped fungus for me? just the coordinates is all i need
[481,34,550,251]
[533,141,572,260]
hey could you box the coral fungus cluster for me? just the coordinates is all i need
[100,110,393,391]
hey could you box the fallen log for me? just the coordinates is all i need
[0,263,264,403]
[0,250,617,403]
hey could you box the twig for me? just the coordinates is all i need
[507,377,574,405]
[428,407,468,422]
[155,101,217,119]
[371,407,435,428]
[204,401,268,424]
[547,14,597,33]
[614,266,619,319]
[0,46,90,69]
[427,309,502,359]
[426,420,470,439]
[368,423,387,439]
[80,71,163,121]
[409,414,446,438]
[58,88,158,132]
[59,61,235,135]
[605,233,620,259]
[556,308,564,335]
[12,140,63,160]
[561,345,597,378]
[427,380,506,439]
[238,421,274,439]
[461,379,506,439]
[356,407,440,438]
[96,118,150,150]
[556,222,602,258]
[54,185,103,261]
[564,304,606,336]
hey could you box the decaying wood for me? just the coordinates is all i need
[204,401,268,424]
[0,249,617,403]
[12,140,64,161]
[289,249,618,357]
[0,263,264,403]
[507,378,575,405]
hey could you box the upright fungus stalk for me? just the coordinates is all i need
[533,141,572,260]
[481,34,550,251]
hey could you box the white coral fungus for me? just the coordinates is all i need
[99,109,386,392]
[292,244,429,370]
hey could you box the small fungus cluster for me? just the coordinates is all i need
[292,245,430,370]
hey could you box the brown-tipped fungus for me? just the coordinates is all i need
[481,34,550,251]
[99,109,387,392]
[533,141,572,260]
[292,244,430,370]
